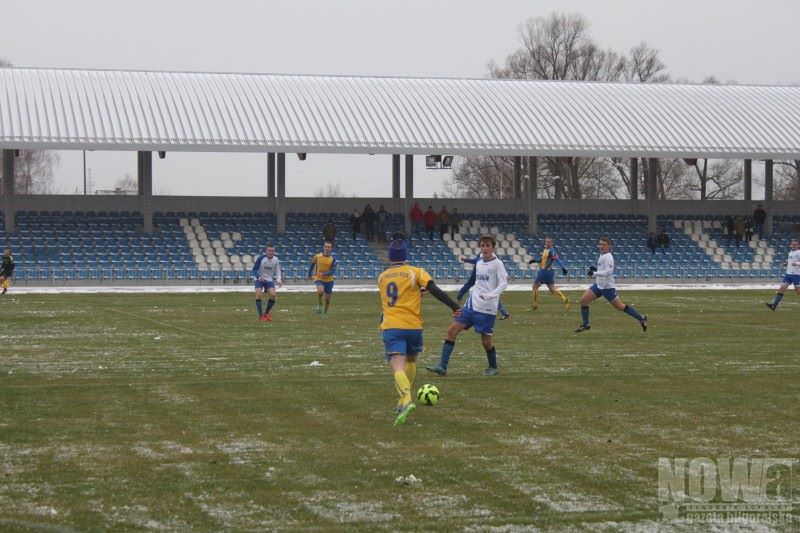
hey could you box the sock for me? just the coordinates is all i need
[486,346,497,369]
[256,299,263,316]
[772,293,784,308]
[393,370,412,405]
[623,304,644,322]
[581,306,590,326]
[498,302,509,316]
[555,289,567,303]
[533,289,539,306]
[266,299,276,313]
[439,340,455,369]
[405,361,416,389]
[324,300,330,313]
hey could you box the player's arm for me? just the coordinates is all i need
[275,260,282,286]
[252,255,263,279]
[462,255,479,265]
[308,256,317,279]
[481,263,508,299]
[592,260,613,277]
[424,280,460,311]
[528,254,542,265]
[553,251,568,275]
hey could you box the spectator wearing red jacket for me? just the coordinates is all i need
[409,203,424,237]
[424,206,438,241]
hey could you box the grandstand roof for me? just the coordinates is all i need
[1,67,799,159]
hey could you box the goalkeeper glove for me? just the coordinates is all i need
[562,268,568,276]
[587,265,597,277]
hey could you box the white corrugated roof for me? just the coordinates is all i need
[1,67,799,159]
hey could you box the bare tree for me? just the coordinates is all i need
[775,160,800,200]
[313,182,345,198]
[0,56,60,194]
[448,12,671,200]
[685,159,742,200]
[114,173,138,193]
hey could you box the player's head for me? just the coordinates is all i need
[388,239,408,263]
[544,237,553,248]
[791,239,799,250]
[265,245,275,258]
[2,248,9,257]
[479,235,496,257]
[323,241,333,255]
[598,237,612,253]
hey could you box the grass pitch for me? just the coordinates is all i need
[0,290,798,530]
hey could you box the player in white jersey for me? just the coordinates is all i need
[252,245,282,322]
[766,238,800,310]
[575,237,647,333]
[427,235,508,376]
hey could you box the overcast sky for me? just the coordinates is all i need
[2,0,799,197]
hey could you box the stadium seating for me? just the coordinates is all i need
[0,210,790,283]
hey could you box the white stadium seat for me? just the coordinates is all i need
[232,232,242,241]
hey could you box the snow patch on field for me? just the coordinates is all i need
[530,490,621,513]
[301,490,398,523]
[214,438,281,465]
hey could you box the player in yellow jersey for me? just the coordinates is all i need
[0,248,14,295]
[379,238,460,425]
[308,241,337,316]
[527,237,570,311]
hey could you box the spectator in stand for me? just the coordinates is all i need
[656,229,670,254]
[423,206,438,241]
[363,204,376,241]
[646,233,657,255]
[376,205,389,242]
[753,204,767,236]
[438,206,450,240]
[450,208,461,240]
[726,215,735,245]
[350,208,362,240]
[734,216,746,248]
[323,219,337,243]
[744,216,754,242]
[409,203,423,237]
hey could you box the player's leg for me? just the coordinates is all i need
[264,286,277,320]
[314,282,324,313]
[576,288,599,332]
[548,282,569,309]
[323,283,333,314]
[0,275,7,295]
[428,320,468,375]
[497,300,510,319]
[767,281,790,310]
[609,295,648,331]
[254,285,264,318]
[480,333,498,375]
[529,281,541,311]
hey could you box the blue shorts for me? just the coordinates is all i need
[254,280,275,291]
[535,269,555,285]
[590,283,618,301]
[455,305,496,335]
[382,329,423,360]
[782,273,800,286]
[315,280,335,294]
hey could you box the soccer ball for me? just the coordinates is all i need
[417,384,440,406]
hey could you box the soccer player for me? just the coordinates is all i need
[308,241,337,316]
[456,254,510,319]
[252,245,282,321]
[575,237,647,333]
[0,248,14,295]
[766,238,800,310]
[527,237,570,311]
[379,238,460,425]
[428,235,508,376]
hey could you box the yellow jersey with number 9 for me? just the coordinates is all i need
[378,264,433,330]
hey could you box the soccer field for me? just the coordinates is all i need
[0,290,797,530]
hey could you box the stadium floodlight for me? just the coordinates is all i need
[297,153,307,161]
[158,151,166,159]
[442,156,454,169]
[426,155,442,168]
